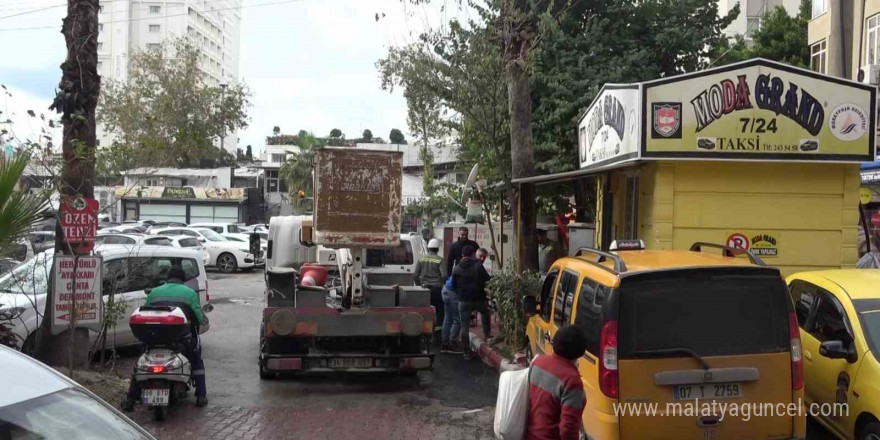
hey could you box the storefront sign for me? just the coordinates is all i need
[578,86,640,169]
[60,197,98,253]
[726,230,780,257]
[863,169,880,184]
[52,256,103,335]
[162,187,196,199]
[643,60,875,162]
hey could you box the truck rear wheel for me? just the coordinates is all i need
[259,361,276,380]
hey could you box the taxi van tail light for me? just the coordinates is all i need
[599,320,619,399]
[788,311,804,390]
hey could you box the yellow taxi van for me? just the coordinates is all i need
[523,240,806,440]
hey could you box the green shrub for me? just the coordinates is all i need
[487,266,542,352]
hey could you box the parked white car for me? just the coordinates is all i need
[223,233,268,255]
[189,222,242,234]
[95,233,173,247]
[0,345,156,439]
[165,235,210,265]
[0,246,211,354]
[151,227,262,273]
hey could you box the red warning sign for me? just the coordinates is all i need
[726,233,749,251]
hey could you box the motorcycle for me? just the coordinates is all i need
[129,305,195,421]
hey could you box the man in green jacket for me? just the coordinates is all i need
[123,267,209,410]
[415,239,447,334]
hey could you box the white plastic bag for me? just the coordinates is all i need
[493,367,530,440]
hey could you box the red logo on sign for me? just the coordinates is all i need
[726,233,749,251]
[872,212,880,227]
[60,197,99,253]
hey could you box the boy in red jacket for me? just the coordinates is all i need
[527,325,588,440]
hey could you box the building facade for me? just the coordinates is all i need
[805,0,880,81]
[97,0,242,151]
[718,0,801,41]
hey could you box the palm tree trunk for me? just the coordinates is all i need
[39,0,100,369]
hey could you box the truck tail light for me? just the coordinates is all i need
[599,320,619,398]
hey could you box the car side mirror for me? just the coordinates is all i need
[198,237,206,243]
[523,296,538,317]
[819,340,857,363]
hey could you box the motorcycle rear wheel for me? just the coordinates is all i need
[153,405,168,421]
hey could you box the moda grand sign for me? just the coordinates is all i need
[642,60,875,161]
[574,59,875,172]
[578,86,640,169]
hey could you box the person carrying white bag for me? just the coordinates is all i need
[494,325,588,440]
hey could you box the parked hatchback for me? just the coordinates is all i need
[0,246,211,354]
[524,240,805,440]
[787,270,880,440]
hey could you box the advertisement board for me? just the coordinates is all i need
[643,60,875,162]
[52,255,103,335]
[578,85,641,169]
[60,197,98,253]
[725,230,781,258]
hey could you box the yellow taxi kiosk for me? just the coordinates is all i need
[518,59,876,276]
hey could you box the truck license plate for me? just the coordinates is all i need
[142,389,170,406]
[674,383,742,400]
[330,358,372,368]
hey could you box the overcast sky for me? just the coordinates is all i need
[0,0,468,154]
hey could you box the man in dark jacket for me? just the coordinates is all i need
[446,226,479,276]
[452,245,491,360]
[527,325,587,440]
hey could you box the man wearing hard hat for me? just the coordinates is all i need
[414,238,447,339]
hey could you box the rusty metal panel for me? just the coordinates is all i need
[313,148,402,247]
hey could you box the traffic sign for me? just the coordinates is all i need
[60,196,98,253]
[726,233,749,251]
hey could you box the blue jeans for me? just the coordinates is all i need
[441,286,461,344]
[458,300,491,346]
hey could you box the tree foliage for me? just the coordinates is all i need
[329,128,342,138]
[710,0,810,67]
[245,145,253,162]
[0,152,48,253]
[98,38,251,168]
[280,131,324,208]
[362,129,373,141]
[389,128,407,144]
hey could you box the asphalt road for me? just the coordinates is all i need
[131,269,500,439]
[127,268,838,440]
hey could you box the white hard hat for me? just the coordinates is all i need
[427,238,441,249]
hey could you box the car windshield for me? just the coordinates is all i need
[0,388,151,439]
[0,253,52,295]
[198,229,226,242]
[861,310,880,358]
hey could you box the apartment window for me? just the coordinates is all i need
[98,23,104,32]
[868,15,880,65]
[144,178,162,186]
[271,154,286,163]
[149,24,160,33]
[147,43,161,51]
[811,40,827,74]
[812,0,827,19]
[746,16,761,38]
[97,61,103,70]
[98,3,104,12]
[97,42,104,51]
[149,5,160,13]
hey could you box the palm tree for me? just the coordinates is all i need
[279,131,323,208]
[0,152,49,254]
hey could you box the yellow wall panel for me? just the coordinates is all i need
[673,193,843,230]
[672,162,845,195]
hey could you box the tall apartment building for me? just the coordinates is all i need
[97,0,242,152]
[718,0,801,40]
[805,0,880,87]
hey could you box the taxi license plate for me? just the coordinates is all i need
[674,383,742,400]
[330,358,372,368]
[142,389,170,406]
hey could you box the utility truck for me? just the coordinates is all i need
[259,148,435,377]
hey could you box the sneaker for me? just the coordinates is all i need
[196,396,208,408]
[447,342,464,354]
[121,398,135,412]
[439,343,450,354]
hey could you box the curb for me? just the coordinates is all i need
[468,331,525,372]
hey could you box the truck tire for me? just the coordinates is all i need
[259,361,276,380]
